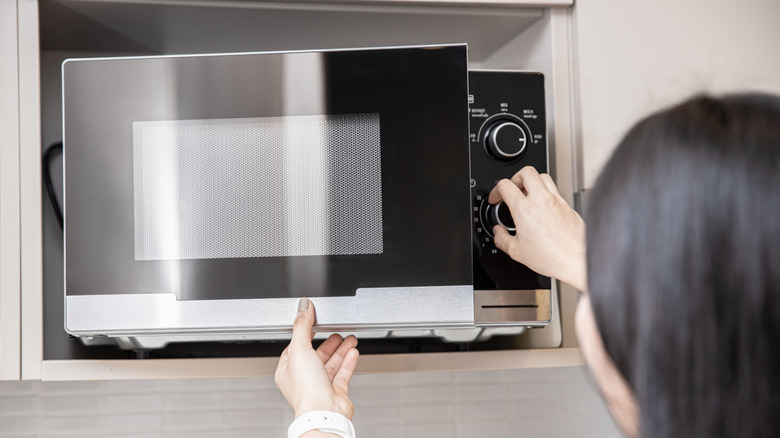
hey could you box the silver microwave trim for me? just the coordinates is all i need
[65,285,475,337]
[60,43,468,65]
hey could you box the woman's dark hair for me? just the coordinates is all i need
[586,93,780,438]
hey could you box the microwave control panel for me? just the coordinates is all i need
[468,71,551,292]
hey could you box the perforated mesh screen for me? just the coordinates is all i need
[132,114,383,260]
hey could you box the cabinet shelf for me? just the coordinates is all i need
[7,0,582,380]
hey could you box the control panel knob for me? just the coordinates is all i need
[484,121,527,161]
[485,201,516,233]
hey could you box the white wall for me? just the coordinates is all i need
[0,367,620,438]
[573,0,780,188]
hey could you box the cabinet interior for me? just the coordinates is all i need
[39,0,564,361]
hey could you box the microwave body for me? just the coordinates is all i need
[62,45,551,349]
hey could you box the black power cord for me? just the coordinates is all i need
[42,141,63,230]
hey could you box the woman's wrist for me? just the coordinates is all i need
[289,410,355,438]
[561,246,588,293]
[295,403,351,420]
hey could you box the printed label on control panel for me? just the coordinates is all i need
[471,108,488,118]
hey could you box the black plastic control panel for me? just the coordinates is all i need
[469,71,551,291]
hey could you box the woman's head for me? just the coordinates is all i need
[583,93,780,437]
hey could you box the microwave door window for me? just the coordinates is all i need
[132,114,383,261]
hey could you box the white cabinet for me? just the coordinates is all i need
[2,0,41,381]
[12,0,585,381]
[1,0,22,381]
[572,0,780,190]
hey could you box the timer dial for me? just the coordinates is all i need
[484,120,527,161]
[479,199,516,237]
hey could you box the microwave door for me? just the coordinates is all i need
[62,45,474,340]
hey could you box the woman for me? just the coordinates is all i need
[275,93,780,437]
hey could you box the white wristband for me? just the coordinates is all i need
[287,410,356,438]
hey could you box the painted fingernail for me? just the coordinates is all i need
[298,298,309,312]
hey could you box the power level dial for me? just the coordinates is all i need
[484,120,527,161]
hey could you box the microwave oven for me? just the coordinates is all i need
[61,44,552,350]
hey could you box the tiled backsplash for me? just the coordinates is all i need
[0,366,620,438]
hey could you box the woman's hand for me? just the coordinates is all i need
[489,166,588,292]
[275,298,360,420]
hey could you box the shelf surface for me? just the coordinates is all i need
[41,348,584,381]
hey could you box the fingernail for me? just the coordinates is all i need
[297,298,309,312]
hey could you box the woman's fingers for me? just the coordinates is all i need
[488,166,548,204]
[539,173,561,197]
[492,224,517,257]
[488,178,524,205]
[323,335,359,381]
[316,333,344,364]
[332,348,360,396]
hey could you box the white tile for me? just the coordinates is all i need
[104,394,163,413]
[399,386,454,405]
[397,371,453,385]
[163,392,222,411]
[349,387,399,406]
[39,433,100,438]
[103,413,163,433]
[0,361,623,438]
[163,411,222,431]
[39,381,103,395]
[0,416,38,434]
[40,395,102,414]
[354,425,398,438]
[398,403,454,423]
[455,383,508,402]
[351,373,399,387]
[559,366,592,380]
[226,429,283,438]
[454,401,508,421]
[39,415,102,435]
[562,377,600,400]
[510,417,568,436]
[506,366,582,383]
[161,379,223,392]
[562,413,620,435]
[401,422,454,438]
[456,420,509,438]
[508,400,565,419]
[508,381,564,401]
[353,405,399,426]
[222,377,275,390]
[223,388,283,408]
[564,399,611,416]
[571,434,623,438]
[246,428,290,438]
[103,434,162,438]
[0,396,38,416]
[223,408,284,428]
[161,432,222,438]
[0,380,40,396]
[104,380,163,394]
[453,369,507,383]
